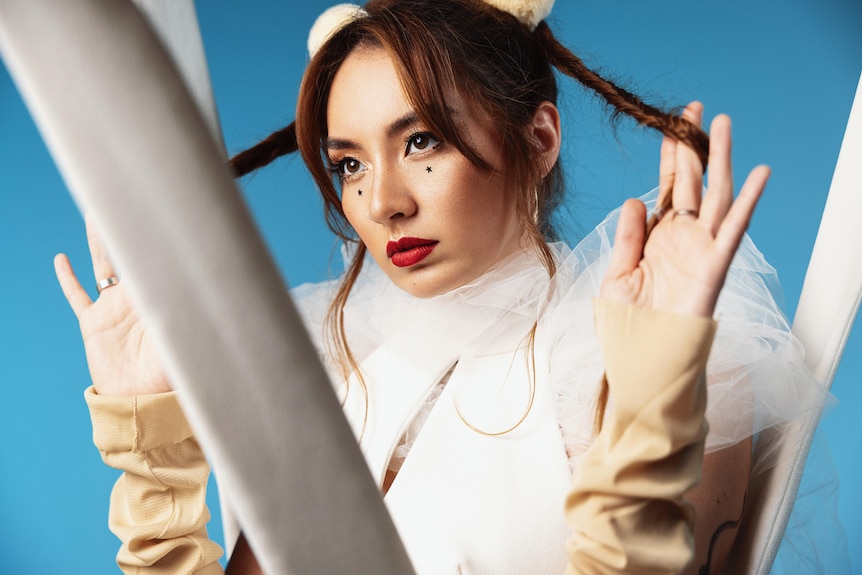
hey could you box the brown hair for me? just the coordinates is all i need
[229,0,709,432]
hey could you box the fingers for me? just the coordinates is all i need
[86,214,118,284]
[657,102,701,207]
[699,114,734,235]
[715,165,769,257]
[657,129,677,207]
[57,213,122,320]
[672,102,705,213]
[54,253,92,318]
[607,199,647,278]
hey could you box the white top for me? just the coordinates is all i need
[346,342,571,574]
[291,190,827,574]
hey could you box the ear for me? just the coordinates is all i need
[530,101,561,176]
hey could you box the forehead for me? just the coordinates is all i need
[332,45,397,89]
[325,47,492,140]
[327,47,408,130]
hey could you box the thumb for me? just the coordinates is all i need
[606,199,647,280]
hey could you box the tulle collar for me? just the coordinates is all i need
[342,246,555,362]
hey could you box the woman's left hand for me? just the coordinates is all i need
[600,102,769,318]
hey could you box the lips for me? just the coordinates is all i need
[386,237,439,268]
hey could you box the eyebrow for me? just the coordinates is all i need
[325,111,422,151]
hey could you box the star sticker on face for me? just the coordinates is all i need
[357,189,363,196]
[426,166,432,173]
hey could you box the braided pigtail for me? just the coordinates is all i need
[228,122,298,178]
[536,21,708,234]
[535,22,708,167]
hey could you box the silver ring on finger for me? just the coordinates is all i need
[96,276,120,294]
[672,209,699,218]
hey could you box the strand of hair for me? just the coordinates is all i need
[536,23,709,169]
[228,122,299,178]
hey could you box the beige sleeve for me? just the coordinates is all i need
[564,299,717,575]
[85,387,225,575]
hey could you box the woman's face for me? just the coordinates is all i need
[326,47,524,298]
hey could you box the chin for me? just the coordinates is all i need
[391,268,471,299]
[396,279,451,299]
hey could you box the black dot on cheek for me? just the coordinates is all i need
[357,189,363,196]
[426,166,432,173]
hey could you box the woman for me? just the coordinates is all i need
[54,0,820,572]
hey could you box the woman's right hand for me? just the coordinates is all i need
[599,102,767,320]
[54,216,170,396]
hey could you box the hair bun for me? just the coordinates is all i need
[483,0,555,30]
[308,3,368,58]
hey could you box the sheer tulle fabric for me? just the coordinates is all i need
[291,189,842,571]
[292,190,828,467]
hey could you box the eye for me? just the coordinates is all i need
[330,157,366,182]
[405,132,441,156]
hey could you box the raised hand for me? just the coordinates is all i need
[600,102,769,318]
[54,216,170,396]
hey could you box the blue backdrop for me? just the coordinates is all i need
[1,1,860,573]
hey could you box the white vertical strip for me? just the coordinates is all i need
[729,72,862,574]
[130,0,224,151]
[0,1,414,573]
[792,72,862,388]
[127,0,239,551]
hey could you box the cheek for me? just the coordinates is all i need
[342,205,385,257]
[423,166,473,212]
[449,174,508,220]
[341,201,366,236]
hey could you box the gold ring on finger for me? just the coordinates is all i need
[672,209,699,218]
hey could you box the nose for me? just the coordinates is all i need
[367,162,417,224]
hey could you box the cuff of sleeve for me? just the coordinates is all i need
[84,386,194,453]
[564,301,718,572]
[593,299,717,427]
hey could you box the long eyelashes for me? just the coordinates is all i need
[405,132,441,156]
[329,157,365,184]
[328,131,441,187]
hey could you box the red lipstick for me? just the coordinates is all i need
[387,237,438,268]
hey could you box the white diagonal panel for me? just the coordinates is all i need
[793,72,862,389]
[0,1,415,573]
[728,72,862,574]
[130,0,224,151]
